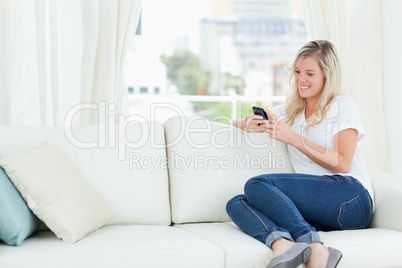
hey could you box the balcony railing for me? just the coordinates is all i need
[128,94,286,122]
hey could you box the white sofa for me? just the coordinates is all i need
[1,116,402,268]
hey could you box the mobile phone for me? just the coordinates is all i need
[252,106,269,120]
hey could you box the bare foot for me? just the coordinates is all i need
[271,239,296,259]
[305,243,329,268]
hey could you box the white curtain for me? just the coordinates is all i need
[0,0,142,126]
[298,0,402,176]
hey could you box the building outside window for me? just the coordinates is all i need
[124,0,308,123]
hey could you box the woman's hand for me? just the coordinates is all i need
[244,114,269,133]
[265,109,297,145]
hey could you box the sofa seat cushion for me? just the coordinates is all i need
[0,225,224,268]
[175,222,271,268]
[175,222,402,268]
[319,228,402,268]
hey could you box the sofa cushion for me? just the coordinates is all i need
[0,166,39,246]
[164,116,294,223]
[0,142,113,243]
[319,228,402,267]
[0,123,171,226]
[175,222,271,268]
[369,171,402,231]
[0,225,224,268]
[176,222,402,268]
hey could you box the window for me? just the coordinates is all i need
[124,0,308,123]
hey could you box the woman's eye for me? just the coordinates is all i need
[295,70,300,74]
[307,73,314,76]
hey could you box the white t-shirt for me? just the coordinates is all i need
[271,95,374,202]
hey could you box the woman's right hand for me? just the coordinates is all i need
[244,114,269,133]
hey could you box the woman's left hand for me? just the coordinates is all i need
[265,109,297,146]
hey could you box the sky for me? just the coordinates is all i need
[140,0,213,55]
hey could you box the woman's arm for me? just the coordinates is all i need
[233,118,246,131]
[265,109,358,174]
[292,129,358,174]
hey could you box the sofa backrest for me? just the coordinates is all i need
[0,122,171,226]
[164,116,294,223]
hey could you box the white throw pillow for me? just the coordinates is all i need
[0,142,113,243]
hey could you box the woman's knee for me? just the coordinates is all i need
[244,174,275,195]
[226,194,244,220]
[226,194,244,215]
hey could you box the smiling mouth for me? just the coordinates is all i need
[299,85,310,90]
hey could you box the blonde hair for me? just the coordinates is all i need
[284,40,342,130]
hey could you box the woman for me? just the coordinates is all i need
[227,40,373,268]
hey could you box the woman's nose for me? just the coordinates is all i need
[299,75,307,82]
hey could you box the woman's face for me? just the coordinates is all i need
[294,56,325,103]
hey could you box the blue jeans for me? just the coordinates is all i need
[226,173,373,248]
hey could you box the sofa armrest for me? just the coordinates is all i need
[368,171,402,231]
